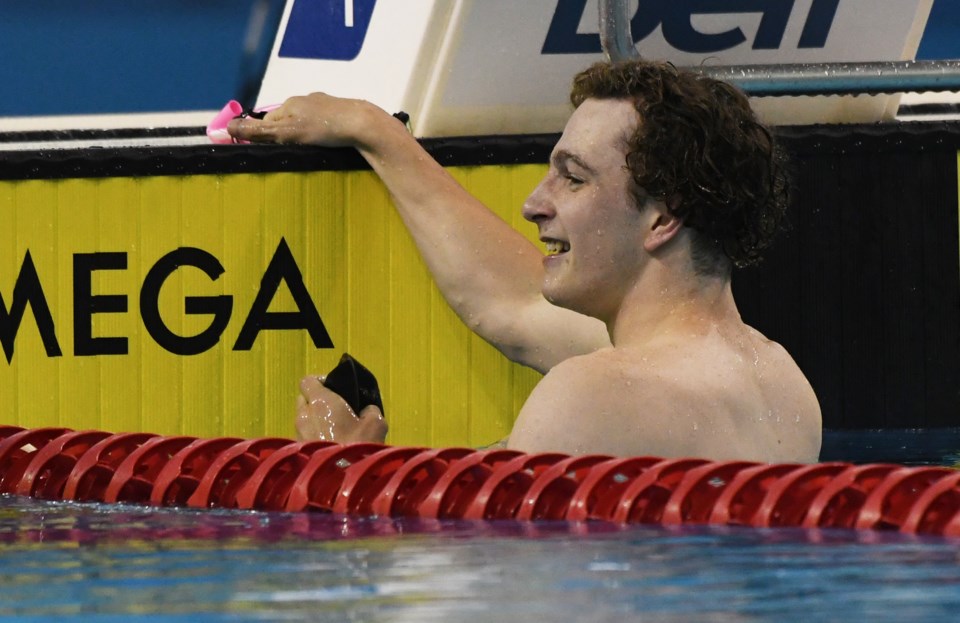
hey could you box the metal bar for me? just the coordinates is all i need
[597,0,960,96]
[598,0,639,62]
[695,61,960,97]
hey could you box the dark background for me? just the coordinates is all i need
[735,124,960,429]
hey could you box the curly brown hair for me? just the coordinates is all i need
[570,60,790,275]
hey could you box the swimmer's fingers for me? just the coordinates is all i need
[228,93,375,147]
[295,374,387,443]
[356,404,388,443]
[225,96,300,143]
[227,116,276,143]
[299,373,333,403]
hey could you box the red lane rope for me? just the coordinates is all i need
[2,427,960,536]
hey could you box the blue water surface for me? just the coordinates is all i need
[2,429,960,621]
[1,493,960,622]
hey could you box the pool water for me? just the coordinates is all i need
[2,430,960,621]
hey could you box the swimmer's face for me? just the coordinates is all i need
[522,98,650,320]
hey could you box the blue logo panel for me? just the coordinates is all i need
[543,0,840,55]
[279,0,377,61]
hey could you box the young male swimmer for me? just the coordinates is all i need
[228,59,822,463]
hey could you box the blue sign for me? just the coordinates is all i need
[279,0,377,61]
[543,0,840,55]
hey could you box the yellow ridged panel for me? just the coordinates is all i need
[178,175,225,438]
[95,178,142,434]
[221,174,265,439]
[452,165,545,445]
[0,182,17,421]
[140,176,186,436]
[12,181,61,429]
[0,164,549,447]
[385,178,433,447]
[58,181,97,431]
[300,171,350,425]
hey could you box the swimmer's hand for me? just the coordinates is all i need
[227,93,387,148]
[295,375,388,444]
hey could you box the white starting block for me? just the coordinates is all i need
[255,0,934,136]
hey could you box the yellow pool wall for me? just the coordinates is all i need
[0,165,546,448]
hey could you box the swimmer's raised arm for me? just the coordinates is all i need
[229,94,608,372]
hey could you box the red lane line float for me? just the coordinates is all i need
[187,437,296,509]
[233,440,335,511]
[708,463,803,525]
[566,456,664,521]
[515,454,614,521]
[105,436,199,504]
[0,428,72,494]
[285,442,388,512]
[1,427,960,537]
[150,437,244,507]
[62,432,160,502]
[417,449,523,519]
[755,462,851,528]
[17,430,113,499]
[0,426,26,442]
[661,461,759,525]
[854,466,957,531]
[369,447,475,517]
[463,452,569,520]
[333,446,428,516]
[802,464,901,529]
[901,471,960,536]
[611,458,712,524]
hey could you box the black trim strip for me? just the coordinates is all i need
[2,123,960,181]
[897,103,960,117]
[0,126,207,144]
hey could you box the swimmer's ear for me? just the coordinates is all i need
[643,197,684,252]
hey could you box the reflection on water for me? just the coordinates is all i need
[2,495,960,622]
[820,428,960,466]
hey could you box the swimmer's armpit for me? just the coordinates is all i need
[477,437,509,450]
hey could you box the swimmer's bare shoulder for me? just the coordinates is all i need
[508,348,683,457]
[740,329,822,461]
[508,341,821,462]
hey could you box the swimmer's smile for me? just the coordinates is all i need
[543,238,570,258]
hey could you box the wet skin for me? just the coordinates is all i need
[231,95,822,462]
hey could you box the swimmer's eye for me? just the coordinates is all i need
[565,175,585,187]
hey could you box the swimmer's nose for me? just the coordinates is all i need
[522,179,555,224]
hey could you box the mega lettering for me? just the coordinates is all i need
[74,252,128,356]
[543,0,840,55]
[233,237,333,351]
[0,251,62,363]
[0,239,333,362]
[140,247,233,356]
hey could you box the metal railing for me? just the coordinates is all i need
[598,0,960,96]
